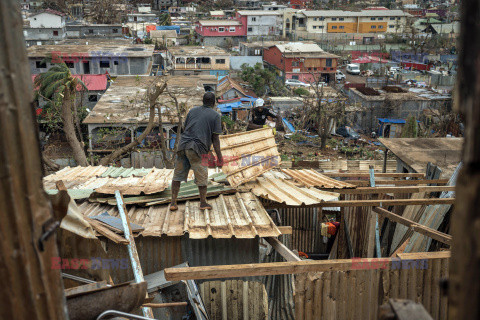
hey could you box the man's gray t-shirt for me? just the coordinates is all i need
[178,105,222,155]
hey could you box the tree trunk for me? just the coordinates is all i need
[448,0,480,318]
[99,81,167,166]
[0,1,67,318]
[61,89,88,166]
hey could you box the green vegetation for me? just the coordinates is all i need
[240,63,287,96]
[294,87,310,96]
[401,116,418,138]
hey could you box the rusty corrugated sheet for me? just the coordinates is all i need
[281,169,356,189]
[245,172,339,206]
[220,128,281,187]
[200,280,268,320]
[77,192,281,239]
[294,256,449,320]
[43,166,189,195]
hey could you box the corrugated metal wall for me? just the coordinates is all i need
[277,207,328,254]
[294,257,449,320]
[200,280,268,320]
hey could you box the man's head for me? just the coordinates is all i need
[203,92,216,108]
[254,98,265,111]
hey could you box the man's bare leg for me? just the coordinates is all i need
[170,180,181,211]
[199,186,212,210]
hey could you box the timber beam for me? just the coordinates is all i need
[328,186,456,194]
[263,198,455,209]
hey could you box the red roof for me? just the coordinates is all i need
[32,74,108,91]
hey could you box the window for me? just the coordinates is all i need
[339,17,344,21]
[378,17,383,20]
[88,94,98,102]
[319,26,324,29]
[390,17,395,20]
[114,61,119,65]
[332,17,337,21]
[319,17,325,21]
[254,49,260,55]
[248,27,252,32]
[88,29,93,34]
[65,61,74,68]
[100,61,110,68]
[371,25,376,29]
[291,75,299,80]
[371,17,376,21]
[397,17,401,20]
[314,17,317,21]
[389,25,394,28]
[229,27,235,32]
[36,61,46,68]
[313,67,317,71]
[215,59,226,64]
[326,59,332,67]
[378,25,383,29]
[251,17,256,22]
[219,27,224,32]
[332,26,337,29]
[53,30,58,36]
[113,28,118,33]
[308,67,312,71]
[340,26,344,29]
[292,61,300,67]
[313,26,317,29]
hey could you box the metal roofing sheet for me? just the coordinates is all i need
[220,127,281,187]
[244,172,340,206]
[280,169,356,189]
[77,192,281,239]
[43,166,186,195]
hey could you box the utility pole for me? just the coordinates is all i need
[0,1,67,319]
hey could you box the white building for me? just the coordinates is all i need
[237,10,284,40]
[23,9,67,46]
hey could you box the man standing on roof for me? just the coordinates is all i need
[169,92,223,211]
[246,98,278,131]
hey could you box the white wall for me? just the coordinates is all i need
[28,12,65,28]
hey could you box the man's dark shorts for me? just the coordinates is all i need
[172,149,208,186]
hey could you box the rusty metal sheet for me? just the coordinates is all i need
[220,128,280,187]
[77,192,281,239]
[244,173,340,206]
[281,168,356,189]
[66,282,147,320]
[43,166,185,195]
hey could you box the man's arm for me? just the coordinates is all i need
[247,122,264,130]
[212,134,223,166]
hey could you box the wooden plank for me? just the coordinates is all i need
[142,302,188,308]
[346,179,449,186]
[323,172,425,178]
[373,207,452,245]
[388,299,434,320]
[164,253,449,281]
[263,198,455,209]
[64,281,108,297]
[277,226,293,235]
[85,218,129,245]
[330,186,456,195]
[265,237,301,262]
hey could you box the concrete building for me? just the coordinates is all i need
[263,42,339,82]
[83,75,218,153]
[23,9,67,46]
[234,0,262,9]
[236,10,283,40]
[150,30,178,46]
[195,20,246,47]
[262,3,288,10]
[166,46,231,77]
[65,23,123,39]
[27,44,155,76]
[153,0,178,11]
[284,9,411,36]
[127,12,157,23]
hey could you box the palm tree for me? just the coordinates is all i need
[158,13,171,26]
[34,63,89,166]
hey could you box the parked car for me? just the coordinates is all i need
[335,70,346,81]
[336,126,360,139]
[285,79,311,88]
[346,64,361,75]
[389,66,401,75]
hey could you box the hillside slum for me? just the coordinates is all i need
[45,127,458,320]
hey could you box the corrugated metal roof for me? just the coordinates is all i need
[220,128,281,187]
[43,166,190,195]
[244,172,340,206]
[77,192,281,239]
[281,169,356,189]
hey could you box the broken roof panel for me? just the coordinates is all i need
[43,166,183,195]
[220,128,281,187]
[281,169,356,189]
[244,172,340,206]
[77,192,280,239]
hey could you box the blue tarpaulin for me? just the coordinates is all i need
[378,118,406,124]
[156,25,180,34]
[217,101,242,113]
[282,118,296,133]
